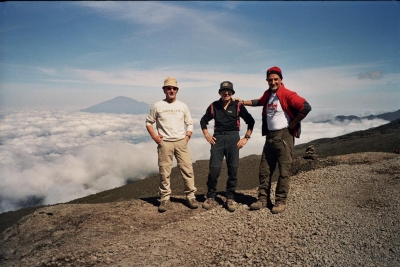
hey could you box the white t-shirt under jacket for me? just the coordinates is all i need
[265,93,290,131]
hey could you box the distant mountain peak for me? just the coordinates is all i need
[335,109,400,122]
[81,96,151,115]
[316,109,400,123]
[113,96,131,100]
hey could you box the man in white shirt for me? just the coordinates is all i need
[146,77,198,212]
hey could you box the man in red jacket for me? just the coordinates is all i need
[237,66,311,213]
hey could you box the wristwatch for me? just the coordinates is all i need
[244,134,251,139]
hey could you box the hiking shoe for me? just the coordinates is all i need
[186,198,199,209]
[271,201,286,214]
[202,198,217,210]
[158,200,171,213]
[225,199,236,212]
[249,200,267,210]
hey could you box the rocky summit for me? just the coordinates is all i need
[0,152,399,267]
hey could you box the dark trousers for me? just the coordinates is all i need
[258,128,294,204]
[206,131,240,199]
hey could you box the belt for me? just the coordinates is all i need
[268,127,287,133]
[214,130,239,135]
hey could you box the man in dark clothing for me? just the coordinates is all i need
[200,81,255,212]
[236,66,312,214]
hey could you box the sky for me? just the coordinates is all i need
[0,1,399,114]
[0,2,399,213]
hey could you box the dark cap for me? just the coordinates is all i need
[219,81,235,94]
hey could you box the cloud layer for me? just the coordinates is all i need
[0,110,389,213]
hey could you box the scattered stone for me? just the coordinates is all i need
[304,144,318,160]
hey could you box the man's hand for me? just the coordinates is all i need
[288,121,296,130]
[204,133,216,145]
[152,134,163,144]
[237,138,248,149]
[289,113,306,129]
[185,135,190,143]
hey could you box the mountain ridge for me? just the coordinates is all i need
[80,96,151,115]
[316,108,400,123]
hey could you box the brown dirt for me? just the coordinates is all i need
[1,152,399,266]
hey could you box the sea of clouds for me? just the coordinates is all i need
[0,110,389,213]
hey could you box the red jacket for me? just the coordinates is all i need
[252,83,311,138]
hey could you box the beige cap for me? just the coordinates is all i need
[163,77,178,88]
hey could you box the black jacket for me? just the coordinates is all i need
[200,99,255,132]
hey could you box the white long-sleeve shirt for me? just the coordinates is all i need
[146,99,194,142]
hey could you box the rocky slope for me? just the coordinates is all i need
[1,152,399,267]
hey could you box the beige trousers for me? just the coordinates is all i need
[157,139,197,201]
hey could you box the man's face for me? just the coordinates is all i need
[219,89,233,101]
[267,74,282,91]
[163,86,178,101]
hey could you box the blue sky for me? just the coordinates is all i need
[1,1,399,115]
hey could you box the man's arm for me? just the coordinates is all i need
[239,104,255,129]
[288,113,306,130]
[237,128,253,149]
[182,103,194,142]
[146,124,163,144]
[200,104,216,145]
[288,100,311,129]
[146,104,163,144]
[202,128,216,145]
[234,89,269,107]
[237,104,255,149]
[235,99,259,106]
[185,130,192,142]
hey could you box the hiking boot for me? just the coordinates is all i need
[249,200,267,210]
[225,199,236,212]
[158,200,171,213]
[202,198,217,210]
[186,198,199,209]
[271,201,286,214]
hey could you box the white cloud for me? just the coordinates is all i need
[0,111,158,212]
[287,65,391,95]
[78,2,184,26]
[1,61,399,113]
[64,68,263,91]
[77,2,251,47]
[0,110,390,213]
[298,119,388,144]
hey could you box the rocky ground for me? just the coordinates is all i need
[1,152,399,267]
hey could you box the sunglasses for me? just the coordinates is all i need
[219,89,233,95]
[164,86,178,91]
